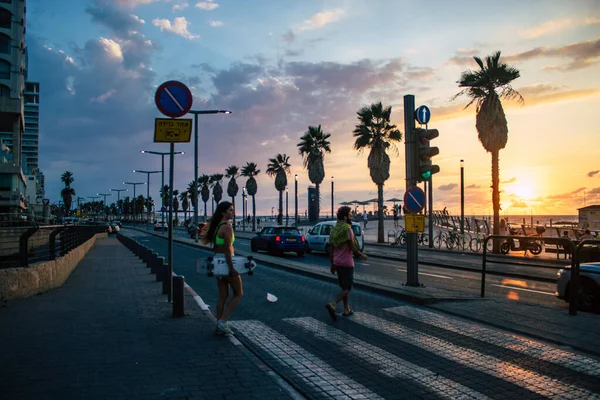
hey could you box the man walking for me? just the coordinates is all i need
[325,206,368,321]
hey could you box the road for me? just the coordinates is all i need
[125,228,599,399]
[159,226,567,310]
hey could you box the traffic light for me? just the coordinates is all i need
[415,128,440,181]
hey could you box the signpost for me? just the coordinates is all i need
[154,80,193,303]
[405,214,425,233]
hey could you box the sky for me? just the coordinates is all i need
[27,0,600,217]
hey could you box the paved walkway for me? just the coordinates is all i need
[0,237,296,400]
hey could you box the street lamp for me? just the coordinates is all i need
[285,186,289,226]
[187,109,232,241]
[294,174,298,227]
[460,160,464,234]
[109,188,128,217]
[88,196,100,219]
[98,193,112,221]
[133,169,161,231]
[331,176,334,220]
[123,181,145,224]
[140,150,184,226]
[242,187,246,231]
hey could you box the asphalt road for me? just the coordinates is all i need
[124,229,598,400]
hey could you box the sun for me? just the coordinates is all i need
[508,180,538,202]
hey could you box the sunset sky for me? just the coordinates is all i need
[28,0,600,216]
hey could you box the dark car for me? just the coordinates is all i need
[188,222,207,238]
[251,226,305,257]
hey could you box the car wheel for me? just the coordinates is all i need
[251,241,257,252]
[530,242,543,255]
[296,251,305,257]
[500,242,510,255]
[576,278,600,312]
[305,242,312,254]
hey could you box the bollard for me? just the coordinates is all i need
[173,275,185,317]
[155,257,165,281]
[145,249,153,267]
[150,253,159,273]
[162,265,171,296]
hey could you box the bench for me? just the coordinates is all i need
[543,237,574,259]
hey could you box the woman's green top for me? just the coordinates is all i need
[214,222,235,246]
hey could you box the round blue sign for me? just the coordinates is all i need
[403,186,425,214]
[415,105,431,125]
[155,81,193,118]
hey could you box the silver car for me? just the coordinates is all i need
[556,262,600,312]
[305,221,365,254]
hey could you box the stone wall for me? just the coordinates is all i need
[0,233,108,301]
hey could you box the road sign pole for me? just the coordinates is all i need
[428,176,433,248]
[403,94,419,287]
[168,143,175,302]
[194,112,199,242]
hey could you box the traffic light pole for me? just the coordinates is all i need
[403,94,419,287]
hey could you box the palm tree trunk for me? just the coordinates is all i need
[203,201,207,220]
[278,190,283,225]
[492,150,500,253]
[252,195,256,231]
[315,183,320,220]
[377,184,384,243]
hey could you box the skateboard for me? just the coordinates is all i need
[196,255,257,277]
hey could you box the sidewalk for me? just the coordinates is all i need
[0,236,295,400]
[159,228,600,356]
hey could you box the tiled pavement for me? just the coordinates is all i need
[0,237,296,400]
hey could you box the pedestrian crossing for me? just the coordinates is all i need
[230,308,600,400]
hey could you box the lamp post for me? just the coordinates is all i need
[133,169,161,231]
[186,110,232,241]
[97,193,112,221]
[271,207,274,221]
[285,187,289,226]
[331,176,334,220]
[140,150,184,227]
[242,187,246,231]
[88,196,100,220]
[123,181,145,224]
[109,188,127,217]
[294,174,298,227]
[460,160,465,234]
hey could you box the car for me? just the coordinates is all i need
[154,221,168,231]
[188,222,207,238]
[556,261,600,312]
[250,226,306,257]
[304,220,365,254]
[109,222,120,233]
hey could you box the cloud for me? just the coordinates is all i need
[152,17,200,40]
[521,17,600,39]
[114,0,159,7]
[90,88,118,103]
[589,187,600,195]
[504,37,600,71]
[209,20,223,27]
[438,183,458,191]
[282,30,295,43]
[466,184,481,189]
[297,9,345,32]
[173,2,189,11]
[195,1,218,11]
[502,178,517,184]
[86,2,146,36]
[511,200,529,208]
[588,170,600,177]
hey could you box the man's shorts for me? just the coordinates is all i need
[335,265,354,291]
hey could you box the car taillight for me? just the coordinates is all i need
[276,236,281,242]
[301,236,305,242]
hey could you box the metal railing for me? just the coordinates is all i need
[480,236,600,316]
[0,225,106,268]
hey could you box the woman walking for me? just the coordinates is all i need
[202,201,242,336]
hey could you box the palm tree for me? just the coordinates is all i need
[60,187,75,215]
[298,125,332,222]
[123,197,131,219]
[225,165,239,229]
[187,180,198,221]
[353,102,402,243]
[453,51,522,250]
[179,190,190,224]
[172,190,180,224]
[240,162,261,231]
[266,154,291,225]
[211,174,224,207]
[199,175,210,220]
[135,195,145,222]
[60,171,74,187]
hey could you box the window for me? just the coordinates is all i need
[0,8,10,29]
[0,60,9,79]
[0,34,9,54]
[0,84,9,97]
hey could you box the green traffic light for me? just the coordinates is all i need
[421,171,431,180]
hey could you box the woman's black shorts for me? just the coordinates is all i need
[335,265,354,291]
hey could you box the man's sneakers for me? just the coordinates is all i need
[216,320,234,336]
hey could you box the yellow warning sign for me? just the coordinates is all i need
[404,214,425,233]
[154,118,192,143]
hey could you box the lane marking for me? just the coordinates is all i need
[385,306,600,377]
[490,284,554,296]
[351,312,596,398]
[230,320,384,400]
[164,87,184,111]
[286,317,489,399]
[395,268,453,279]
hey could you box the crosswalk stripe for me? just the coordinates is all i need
[230,320,384,400]
[285,317,490,399]
[351,312,597,399]
[385,306,600,377]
